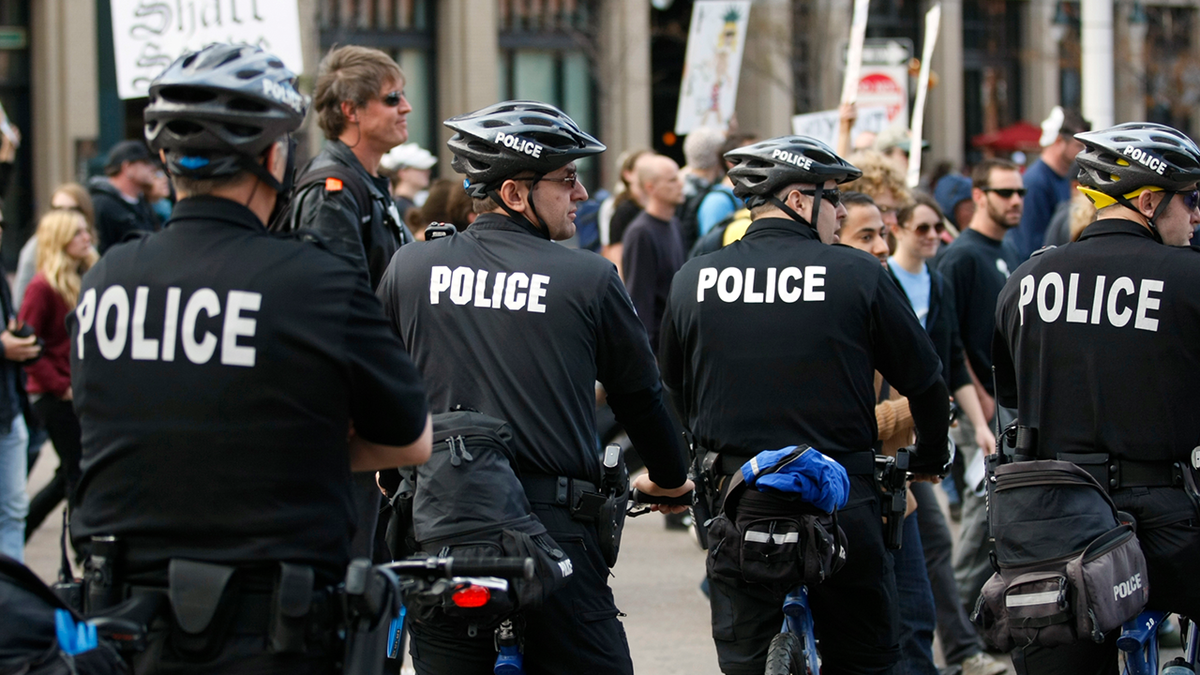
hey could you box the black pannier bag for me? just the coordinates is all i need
[401,409,572,618]
[706,470,847,591]
[972,459,1149,651]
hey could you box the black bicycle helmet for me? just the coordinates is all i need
[724,136,861,233]
[1075,122,1200,209]
[444,100,606,198]
[144,43,307,187]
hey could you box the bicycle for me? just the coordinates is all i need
[1119,611,1197,675]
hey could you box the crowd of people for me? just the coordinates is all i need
[1,37,1198,675]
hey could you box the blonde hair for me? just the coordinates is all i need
[35,210,97,308]
[843,150,912,205]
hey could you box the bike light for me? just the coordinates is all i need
[451,585,491,608]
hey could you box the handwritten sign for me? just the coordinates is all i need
[792,106,889,148]
[839,0,870,105]
[674,1,752,135]
[111,0,304,100]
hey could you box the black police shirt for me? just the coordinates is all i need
[932,228,1021,397]
[993,219,1200,463]
[68,196,429,581]
[660,217,943,463]
[377,212,670,484]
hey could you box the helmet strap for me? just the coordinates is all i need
[1114,190,1169,243]
[488,178,552,240]
[769,190,819,235]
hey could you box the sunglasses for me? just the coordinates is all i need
[380,91,406,107]
[797,189,841,207]
[907,220,946,236]
[1177,188,1200,212]
[541,173,579,189]
[982,187,1026,199]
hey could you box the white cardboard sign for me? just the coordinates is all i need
[792,106,889,147]
[674,1,752,135]
[111,0,304,100]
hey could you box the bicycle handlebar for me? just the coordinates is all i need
[381,556,534,581]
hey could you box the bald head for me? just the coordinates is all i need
[639,155,685,218]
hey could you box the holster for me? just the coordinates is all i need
[167,559,239,662]
[596,447,630,568]
[269,562,315,653]
[690,448,720,550]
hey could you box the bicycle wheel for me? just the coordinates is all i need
[764,632,806,675]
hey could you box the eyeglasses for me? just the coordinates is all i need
[380,91,405,107]
[982,187,1026,199]
[797,189,842,207]
[907,221,945,236]
[521,173,579,190]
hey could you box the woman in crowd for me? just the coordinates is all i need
[21,208,97,538]
[15,183,95,307]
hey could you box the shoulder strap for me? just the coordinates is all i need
[295,164,373,222]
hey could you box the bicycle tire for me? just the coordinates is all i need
[764,632,806,675]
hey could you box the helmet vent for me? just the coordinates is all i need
[521,116,555,127]
[223,123,262,139]
[166,120,204,136]
[236,69,263,80]
[480,119,507,128]
[228,98,269,113]
[158,86,216,104]
[268,59,284,68]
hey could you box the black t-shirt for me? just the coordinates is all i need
[609,199,642,245]
[993,219,1200,463]
[932,227,1021,396]
[660,218,942,462]
[69,196,428,581]
[622,211,685,351]
[377,212,680,485]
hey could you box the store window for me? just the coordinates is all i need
[498,0,599,187]
[1143,5,1196,136]
[318,0,437,152]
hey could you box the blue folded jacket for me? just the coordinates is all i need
[741,446,850,513]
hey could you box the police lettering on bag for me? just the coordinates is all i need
[695,266,827,303]
[75,285,261,366]
[429,266,550,313]
[1016,272,1164,332]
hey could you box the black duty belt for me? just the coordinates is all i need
[717,450,876,477]
[521,473,605,521]
[1057,452,1191,490]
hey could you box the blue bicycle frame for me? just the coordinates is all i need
[1118,610,1167,675]
[782,585,820,675]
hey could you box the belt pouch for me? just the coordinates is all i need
[167,559,238,661]
[1057,453,1110,490]
[269,562,314,654]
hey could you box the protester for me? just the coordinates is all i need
[1006,107,1090,260]
[0,214,36,561]
[622,154,686,351]
[19,209,96,540]
[381,142,438,221]
[88,140,158,253]
[406,177,475,239]
[16,184,94,308]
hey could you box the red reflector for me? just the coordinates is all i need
[451,585,491,608]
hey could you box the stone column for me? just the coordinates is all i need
[1024,0,1061,126]
[31,0,98,209]
[928,0,964,168]
[734,0,794,138]
[436,0,501,170]
[598,0,653,188]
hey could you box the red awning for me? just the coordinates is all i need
[971,121,1043,152]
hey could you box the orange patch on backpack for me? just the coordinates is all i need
[325,177,344,191]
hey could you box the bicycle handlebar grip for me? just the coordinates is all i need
[630,489,694,506]
[446,557,535,580]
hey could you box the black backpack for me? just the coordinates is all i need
[676,183,738,252]
[387,409,573,618]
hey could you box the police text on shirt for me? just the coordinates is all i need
[429,266,550,313]
[75,286,261,366]
[1017,272,1164,332]
[696,266,827,303]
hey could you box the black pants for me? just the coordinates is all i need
[708,475,900,675]
[130,632,337,675]
[26,396,82,538]
[1014,485,1200,675]
[911,481,984,664]
[408,503,633,675]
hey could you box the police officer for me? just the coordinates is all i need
[659,136,950,675]
[993,122,1200,674]
[376,100,694,674]
[68,44,432,673]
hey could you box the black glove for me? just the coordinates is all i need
[907,435,953,477]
